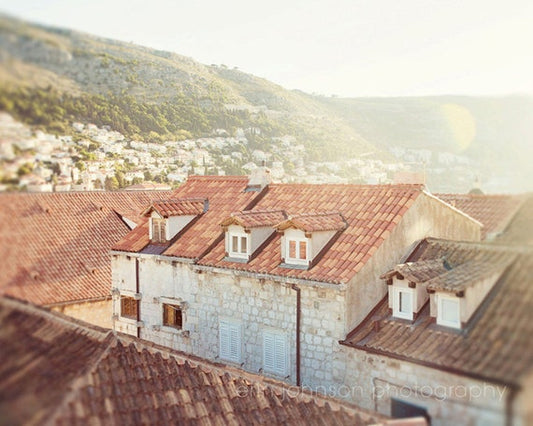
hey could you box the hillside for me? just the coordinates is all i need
[0,14,531,193]
[0,14,377,162]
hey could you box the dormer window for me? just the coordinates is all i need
[436,294,461,328]
[275,212,347,268]
[141,198,207,244]
[221,210,287,262]
[393,287,413,320]
[229,230,249,258]
[152,218,167,243]
[286,236,309,265]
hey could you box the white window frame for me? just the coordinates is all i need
[437,293,461,329]
[285,236,309,265]
[219,320,242,363]
[392,287,414,320]
[228,230,249,259]
[263,330,289,377]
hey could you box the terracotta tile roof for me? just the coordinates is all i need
[343,238,533,387]
[275,212,348,233]
[381,259,450,282]
[0,191,172,306]
[436,193,524,239]
[143,198,206,218]
[221,209,288,229]
[0,296,386,426]
[425,255,516,293]
[145,176,262,259]
[198,184,424,284]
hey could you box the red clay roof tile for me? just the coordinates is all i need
[0,297,386,426]
[344,238,533,387]
[0,191,172,305]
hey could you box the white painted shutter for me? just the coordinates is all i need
[263,331,288,376]
[229,324,241,362]
[220,320,241,363]
[274,333,287,376]
[263,332,275,371]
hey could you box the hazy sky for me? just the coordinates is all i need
[1,0,532,97]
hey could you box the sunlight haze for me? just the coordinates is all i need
[0,0,531,97]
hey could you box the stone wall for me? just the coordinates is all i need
[332,346,509,426]
[345,192,481,333]
[51,298,112,329]
[112,254,347,387]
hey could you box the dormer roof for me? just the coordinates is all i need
[275,212,347,233]
[220,210,287,230]
[142,198,207,218]
[343,238,533,388]
[381,258,450,283]
[426,255,516,294]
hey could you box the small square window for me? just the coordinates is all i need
[163,304,182,329]
[286,238,309,265]
[228,232,248,258]
[120,296,138,320]
[438,296,461,328]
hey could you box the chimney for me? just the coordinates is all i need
[203,198,209,213]
[246,163,271,192]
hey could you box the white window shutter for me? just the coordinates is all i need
[219,321,230,360]
[220,320,241,363]
[263,332,275,371]
[263,330,288,376]
[274,333,287,376]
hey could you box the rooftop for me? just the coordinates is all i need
[114,177,428,284]
[436,193,525,239]
[343,238,533,388]
[0,296,386,426]
[0,190,172,306]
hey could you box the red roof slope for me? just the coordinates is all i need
[275,212,347,233]
[0,296,386,426]
[343,238,533,387]
[199,184,423,284]
[0,191,171,305]
[436,193,524,239]
[160,176,262,259]
[221,209,288,229]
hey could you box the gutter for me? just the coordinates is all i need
[193,264,347,290]
[505,387,516,426]
[44,294,112,308]
[135,258,141,339]
[291,284,301,386]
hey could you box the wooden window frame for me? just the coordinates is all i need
[120,296,138,320]
[151,218,167,243]
[162,303,183,329]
